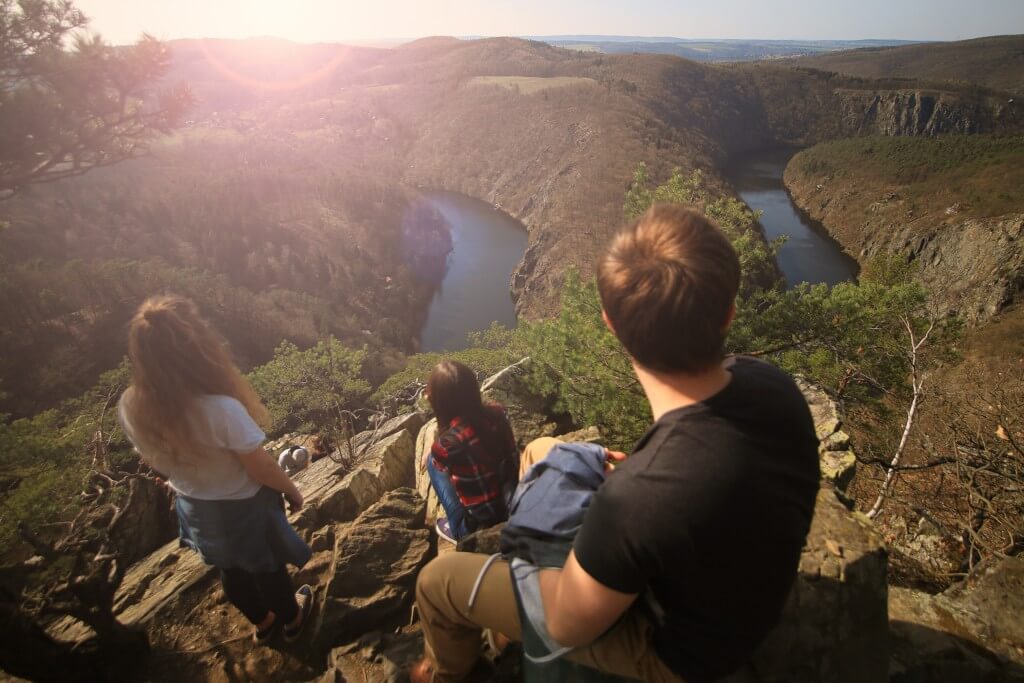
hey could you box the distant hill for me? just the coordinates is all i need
[530,36,921,62]
[790,35,1024,95]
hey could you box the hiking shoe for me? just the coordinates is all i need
[409,657,435,683]
[282,584,315,643]
[484,628,511,656]
[253,618,277,644]
[435,517,457,544]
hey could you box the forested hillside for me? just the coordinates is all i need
[789,35,1024,96]
[161,37,1022,319]
[0,135,451,416]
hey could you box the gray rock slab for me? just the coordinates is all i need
[315,488,431,651]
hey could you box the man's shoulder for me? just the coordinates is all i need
[729,355,799,386]
[724,356,812,414]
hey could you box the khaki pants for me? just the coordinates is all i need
[415,438,681,682]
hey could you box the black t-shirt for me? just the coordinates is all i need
[574,357,820,681]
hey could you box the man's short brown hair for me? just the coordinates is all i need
[597,204,740,373]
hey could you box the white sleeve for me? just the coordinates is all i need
[203,396,266,453]
[117,397,137,447]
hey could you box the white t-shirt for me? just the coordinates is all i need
[119,394,265,501]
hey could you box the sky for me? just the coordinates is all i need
[74,0,1024,45]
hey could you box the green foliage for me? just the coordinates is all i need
[370,322,521,407]
[0,257,368,417]
[248,338,371,438]
[729,272,946,403]
[515,163,957,449]
[0,360,132,555]
[518,272,648,451]
[0,136,453,415]
[622,162,654,220]
[624,163,780,298]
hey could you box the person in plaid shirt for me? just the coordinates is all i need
[423,360,518,543]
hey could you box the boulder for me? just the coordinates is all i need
[414,418,445,525]
[320,630,426,683]
[888,556,1024,681]
[315,488,431,651]
[353,412,428,451]
[456,522,505,555]
[883,515,963,592]
[293,429,416,530]
[555,426,602,443]
[726,486,889,683]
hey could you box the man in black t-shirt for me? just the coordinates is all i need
[411,204,820,682]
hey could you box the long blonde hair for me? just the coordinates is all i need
[122,295,269,465]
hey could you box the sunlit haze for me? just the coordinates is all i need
[75,0,1024,45]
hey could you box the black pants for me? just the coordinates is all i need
[219,566,299,625]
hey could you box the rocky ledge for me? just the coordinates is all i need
[43,362,1023,682]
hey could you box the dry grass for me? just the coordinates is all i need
[468,75,599,93]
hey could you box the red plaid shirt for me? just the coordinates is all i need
[430,404,517,525]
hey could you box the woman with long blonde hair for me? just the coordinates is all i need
[118,295,314,644]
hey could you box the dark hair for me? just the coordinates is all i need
[427,360,485,429]
[597,204,740,373]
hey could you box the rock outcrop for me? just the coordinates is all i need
[796,375,857,491]
[47,413,427,680]
[889,556,1024,681]
[784,156,1024,324]
[726,486,889,683]
[833,89,1022,137]
[43,359,1023,682]
[314,489,431,651]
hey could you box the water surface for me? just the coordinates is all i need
[730,149,858,288]
[419,192,527,352]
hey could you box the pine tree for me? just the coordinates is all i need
[0,0,191,197]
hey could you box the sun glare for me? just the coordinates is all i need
[197,39,355,92]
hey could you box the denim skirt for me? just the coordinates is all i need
[175,486,312,573]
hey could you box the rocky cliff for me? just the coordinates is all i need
[35,362,1024,682]
[832,88,1021,137]
[782,137,1024,322]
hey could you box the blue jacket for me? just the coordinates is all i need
[500,441,607,567]
[499,442,623,675]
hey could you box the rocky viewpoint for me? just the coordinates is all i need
[34,361,1024,682]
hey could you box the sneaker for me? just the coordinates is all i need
[484,628,511,656]
[282,584,315,643]
[253,617,277,644]
[435,517,457,545]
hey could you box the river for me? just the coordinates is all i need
[418,152,856,352]
[729,148,859,288]
[418,191,528,352]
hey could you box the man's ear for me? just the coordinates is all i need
[722,301,737,332]
[601,309,616,334]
